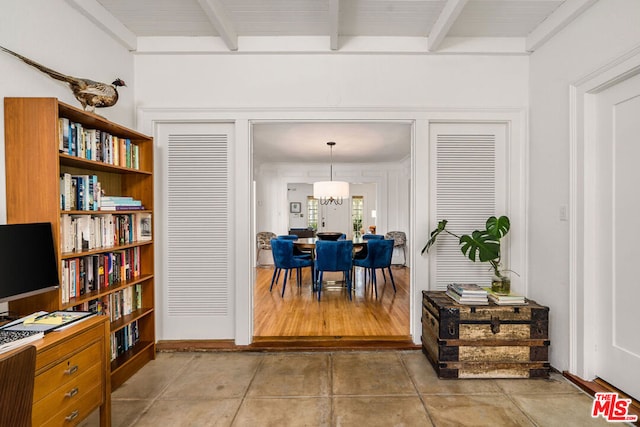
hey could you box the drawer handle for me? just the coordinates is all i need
[65,365,79,375]
[65,410,79,422]
[65,387,79,398]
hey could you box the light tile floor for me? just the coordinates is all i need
[80,350,615,427]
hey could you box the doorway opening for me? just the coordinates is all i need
[251,120,412,344]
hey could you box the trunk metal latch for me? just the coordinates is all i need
[490,316,501,334]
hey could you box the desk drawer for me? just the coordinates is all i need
[34,340,102,402]
[35,323,104,372]
[33,363,102,427]
[38,384,102,427]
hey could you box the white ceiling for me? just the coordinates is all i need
[62,0,596,163]
[252,121,412,164]
[68,0,597,54]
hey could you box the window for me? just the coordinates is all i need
[307,197,318,230]
[352,196,363,235]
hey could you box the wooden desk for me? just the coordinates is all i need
[31,316,111,426]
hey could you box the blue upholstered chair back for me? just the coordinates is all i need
[359,239,394,268]
[315,240,353,272]
[277,235,298,240]
[362,234,384,240]
[271,238,298,269]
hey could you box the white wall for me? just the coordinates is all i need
[283,182,378,235]
[286,183,312,230]
[529,0,640,371]
[135,54,527,109]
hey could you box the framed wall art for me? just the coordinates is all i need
[290,202,302,213]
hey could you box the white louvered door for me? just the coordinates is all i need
[157,122,235,339]
[429,122,508,290]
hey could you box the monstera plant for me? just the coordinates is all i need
[421,215,513,293]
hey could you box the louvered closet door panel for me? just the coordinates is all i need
[157,122,235,339]
[429,123,508,290]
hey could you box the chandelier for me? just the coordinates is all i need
[313,142,349,205]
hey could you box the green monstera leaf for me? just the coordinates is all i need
[421,220,449,254]
[422,215,511,270]
[486,215,510,239]
[459,230,501,263]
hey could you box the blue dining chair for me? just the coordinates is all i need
[314,240,353,301]
[352,238,396,298]
[362,234,384,240]
[270,238,313,297]
[277,234,312,259]
[354,233,384,261]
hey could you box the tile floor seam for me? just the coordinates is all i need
[398,352,437,426]
[500,386,540,427]
[329,352,335,427]
[228,352,266,427]
[128,399,158,427]
[332,392,419,397]
[129,353,198,426]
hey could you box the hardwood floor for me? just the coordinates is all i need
[253,265,411,339]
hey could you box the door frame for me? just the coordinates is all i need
[569,45,640,379]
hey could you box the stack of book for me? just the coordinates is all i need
[99,196,144,211]
[446,283,489,305]
[483,288,527,305]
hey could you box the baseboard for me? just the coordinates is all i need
[156,336,419,352]
[563,371,639,426]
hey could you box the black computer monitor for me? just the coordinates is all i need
[0,222,59,303]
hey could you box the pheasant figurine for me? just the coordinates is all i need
[0,45,125,111]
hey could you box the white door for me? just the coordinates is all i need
[319,200,351,234]
[593,73,640,400]
[156,122,235,340]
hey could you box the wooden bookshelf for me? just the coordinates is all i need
[4,97,155,389]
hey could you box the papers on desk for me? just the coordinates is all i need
[1,311,95,334]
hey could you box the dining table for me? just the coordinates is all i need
[293,236,367,257]
[293,236,367,290]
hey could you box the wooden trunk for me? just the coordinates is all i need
[421,291,550,379]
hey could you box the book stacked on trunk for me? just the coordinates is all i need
[483,287,526,305]
[446,283,489,305]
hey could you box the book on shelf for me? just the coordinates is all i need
[99,205,146,211]
[137,213,152,241]
[482,287,527,305]
[58,119,140,169]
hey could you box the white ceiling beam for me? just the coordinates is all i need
[197,0,238,51]
[64,0,137,51]
[136,36,526,55]
[526,0,598,52]
[427,0,468,52]
[329,0,340,50]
